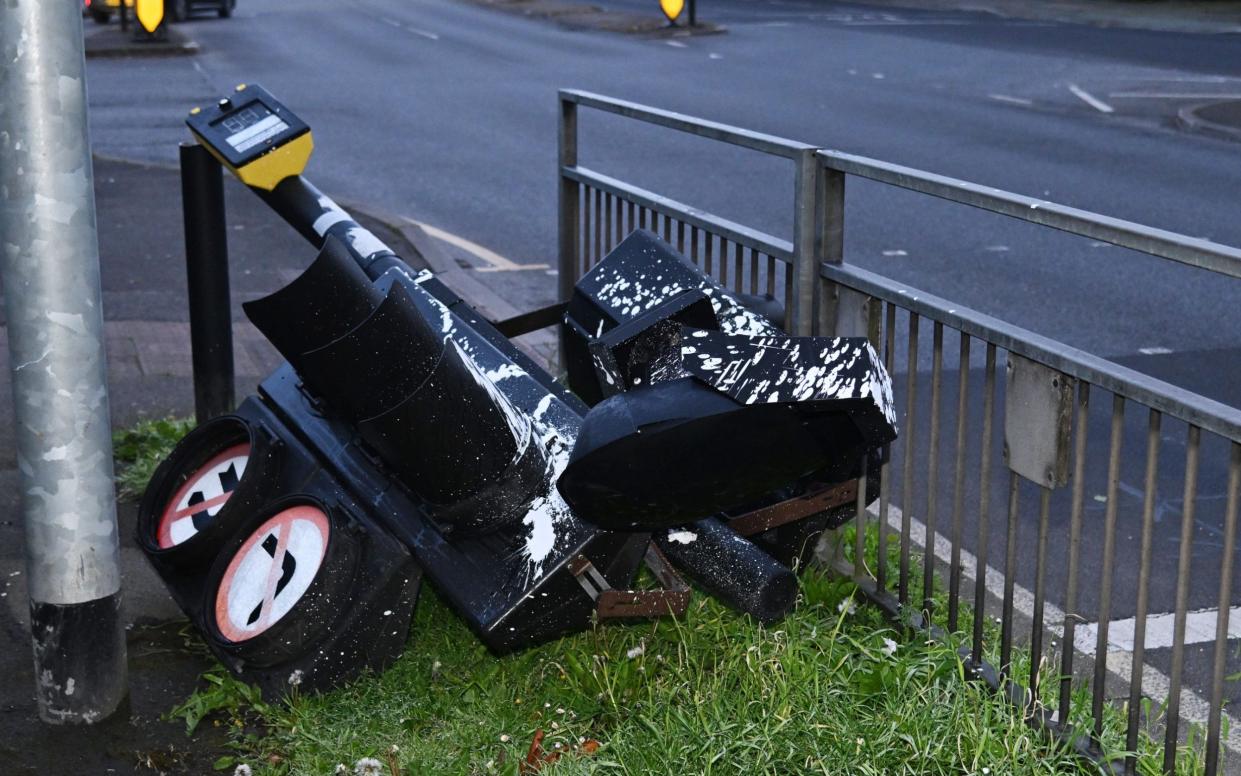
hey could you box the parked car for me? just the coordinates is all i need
[85,0,235,24]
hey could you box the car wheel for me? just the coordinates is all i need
[170,0,188,21]
[90,8,111,23]
[218,0,233,18]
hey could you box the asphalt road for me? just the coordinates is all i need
[84,0,1241,751]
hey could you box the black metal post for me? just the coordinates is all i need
[180,143,235,424]
[688,0,696,27]
[119,0,128,32]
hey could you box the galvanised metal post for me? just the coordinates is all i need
[790,148,820,336]
[815,160,846,337]
[180,143,236,424]
[557,94,580,368]
[0,0,127,723]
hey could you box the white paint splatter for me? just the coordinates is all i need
[666,530,697,545]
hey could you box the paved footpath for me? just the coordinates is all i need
[0,155,429,775]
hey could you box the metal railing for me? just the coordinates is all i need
[557,88,1241,775]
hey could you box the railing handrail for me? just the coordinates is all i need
[560,89,814,160]
[821,261,1241,441]
[563,165,794,261]
[818,150,1241,280]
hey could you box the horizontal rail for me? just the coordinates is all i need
[561,89,814,160]
[564,165,794,261]
[819,150,1241,280]
[820,261,1241,442]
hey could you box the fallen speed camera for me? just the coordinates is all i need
[186,83,313,190]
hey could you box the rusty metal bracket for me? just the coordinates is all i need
[570,545,691,620]
[726,480,858,537]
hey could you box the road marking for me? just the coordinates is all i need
[1139,346,1174,356]
[381,16,402,26]
[1074,607,1241,654]
[1068,83,1114,114]
[983,245,1010,252]
[410,220,550,272]
[406,26,440,40]
[708,52,723,60]
[881,249,907,256]
[988,94,1033,106]
[859,500,1241,757]
[1108,92,1241,100]
[665,40,688,48]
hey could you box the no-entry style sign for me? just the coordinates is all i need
[158,443,250,549]
[214,505,330,643]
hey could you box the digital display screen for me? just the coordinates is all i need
[211,101,290,154]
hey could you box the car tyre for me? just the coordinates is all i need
[90,8,111,23]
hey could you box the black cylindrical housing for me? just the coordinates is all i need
[654,518,798,624]
[356,336,531,514]
[180,143,235,424]
[242,234,383,373]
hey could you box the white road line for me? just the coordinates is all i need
[665,40,688,48]
[988,94,1034,106]
[863,501,1241,757]
[1139,346,1174,356]
[406,26,439,40]
[1068,83,1114,114]
[1107,92,1241,100]
[1074,607,1241,654]
[381,17,402,26]
[708,52,723,60]
[408,220,550,272]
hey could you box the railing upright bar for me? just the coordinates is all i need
[855,456,868,581]
[1163,425,1200,773]
[1000,472,1020,677]
[1059,383,1091,725]
[923,322,944,618]
[1029,486,1051,709]
[948,334,971,632]
[733,243,743,294]
[1125,409,1162,772]
[899,312,920,607]
[814,160,843,335]
[749,248,759,294]
[972,343,997,665]
[1093,395,1127,739]
[604,192,614,254]
[557,95,579,330]
[876,302,896,593]
[593,188,602,270]
[1204,443,1241,775]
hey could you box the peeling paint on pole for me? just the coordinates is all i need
[1,0,127,723]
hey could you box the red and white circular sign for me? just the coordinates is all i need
[158,443,250,549]
[214,505,330,643]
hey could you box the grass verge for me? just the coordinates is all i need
[113,415,195,500]
[173,569,1102,776]
[107,417,1200,774]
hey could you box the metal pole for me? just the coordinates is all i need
[790,148,821,336]
[557,95,580,370]
[0,0,127,723]
[120,0,129,33]
[688,0,696,27]
[180,144,235,423]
